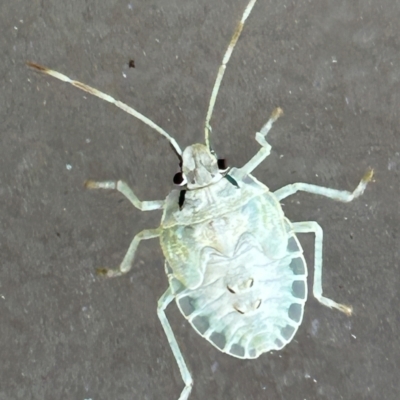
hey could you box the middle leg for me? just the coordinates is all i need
[97,228,162,277]
[292,221,352,316]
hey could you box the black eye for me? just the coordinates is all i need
[173,172,187,186]
[218,158,228,172]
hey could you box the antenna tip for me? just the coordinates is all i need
[26,61,48,72]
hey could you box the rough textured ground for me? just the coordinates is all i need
[1,0,399,399]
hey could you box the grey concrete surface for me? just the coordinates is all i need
[1,0,399,399]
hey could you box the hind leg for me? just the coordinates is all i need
[158,287,193,400]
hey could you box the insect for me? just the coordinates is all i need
[28,0,373,399]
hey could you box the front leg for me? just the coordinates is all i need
[239,107,283,176]
[85,180,165,210]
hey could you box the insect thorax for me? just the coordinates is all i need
[162,168,269,228]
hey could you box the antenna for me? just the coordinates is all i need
[27,62,183,157]
[204,0,257,149]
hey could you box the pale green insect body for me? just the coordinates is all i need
[161,167,307,359]
[28,0,372,396]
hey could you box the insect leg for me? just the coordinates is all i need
[292,221,352,316]
[274,169,373,202]
[85,180,164,211]
[158,286,193,400]
[97,228,161,277]
[204,0,258,148]
[239,107,283,176]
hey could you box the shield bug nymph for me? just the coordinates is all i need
[28,0,373,399]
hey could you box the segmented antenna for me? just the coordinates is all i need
[204,0,258,148]
[27,62,183,157]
